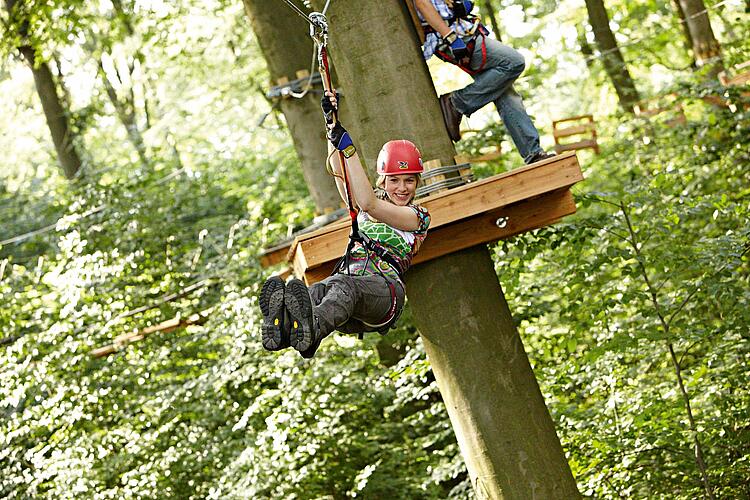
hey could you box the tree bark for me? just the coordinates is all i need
[409,247,582,498]
[308,1,580,497]
[6,0,83,179]
[480,0,502,42]
[671,0,698,68]
[584,0,640,112]
[578,25,595,70]
[242,0,341,214]
[676,0,723,76]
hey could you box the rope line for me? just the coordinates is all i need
[289,44,318,99]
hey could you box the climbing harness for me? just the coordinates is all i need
[336,228,403,336]
[416,1,490,75]
[434,20,490,75]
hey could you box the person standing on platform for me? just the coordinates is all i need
[414,0,555,164]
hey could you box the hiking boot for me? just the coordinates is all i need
[439,93,462,142]
[285,278,320,356]
[259,276,289,351]
[298,326,325,359]
[526,151,556,164]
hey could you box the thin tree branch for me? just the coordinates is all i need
[619,200,715,499]
[119,277,216,319]
[583,221,630,243]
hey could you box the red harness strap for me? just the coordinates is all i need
[434,25,489,76]
[359,279,400,338]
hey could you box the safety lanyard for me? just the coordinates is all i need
[308,14,359,232]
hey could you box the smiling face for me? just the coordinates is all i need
[383,174,419,206]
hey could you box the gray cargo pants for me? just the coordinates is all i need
[309,273,405,337]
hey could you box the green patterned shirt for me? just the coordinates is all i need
[343,205,431,284]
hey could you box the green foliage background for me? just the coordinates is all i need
[1,0,748,498]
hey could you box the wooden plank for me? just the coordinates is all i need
[413,188,576,264]
[91,310,211,358]
[554,139,598,154]
[260,244,291,267]
[302,189,577,284]
[403,0,426,44]
[293,230,336,278]
[725,72,750,86]
[291,153,582,277]
[719,61,750,86]
[553,123,595,138]
[407,152,580,227]
[553,114,593,125]
[462,149,502,163]
[422,159,446,188]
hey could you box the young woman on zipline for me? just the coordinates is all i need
[258,91,431,358]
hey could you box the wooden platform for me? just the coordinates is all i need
[719,61,750,87]
[634,95,687,127]
[285,152,583,284]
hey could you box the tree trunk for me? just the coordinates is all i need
[578,25,595,70]
[242,0,341,214]
[584,0,640,112]
[309,1,580,497]
[676,0,723,76]
[409,247,582,498]
[671,0,698,68]
[480,0,502,42]
[6,0,83,179]
[97,0,151,169]
[18,47,83,179]
[97,59,150,169]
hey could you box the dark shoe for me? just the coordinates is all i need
[259,276,289,351]
[526,151,556,164]
[439,93,462,142]
[298,327,325,359]
[285,278,320,356]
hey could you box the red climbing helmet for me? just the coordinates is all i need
[376,140,424,175]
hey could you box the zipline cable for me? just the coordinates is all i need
[279,0,313,24]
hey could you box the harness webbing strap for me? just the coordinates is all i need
[333,229,403,332]
[435,25,489,75]
[318,45,359,226]
[360,280,399,331]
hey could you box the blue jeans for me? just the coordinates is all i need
[450,36,544,163]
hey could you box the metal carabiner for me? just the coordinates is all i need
[308,12,328,46]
